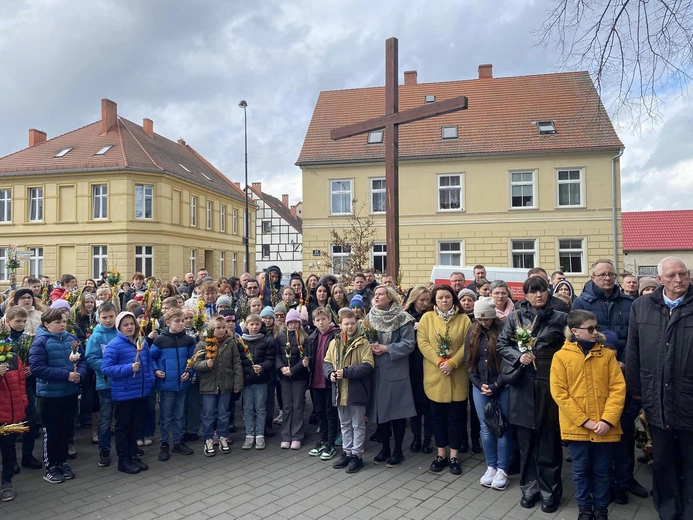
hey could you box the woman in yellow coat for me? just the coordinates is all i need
[417,285,471,476]
[550,309,626,520]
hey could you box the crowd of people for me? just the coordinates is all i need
[0,260,690,520]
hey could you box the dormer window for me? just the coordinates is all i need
[179,163,191,172]
[200,172,212,181]
[94,145,113,156]
[536,121,556,134]
[441,126,458,139]
[367,130,384,144]
[425,95,436,103]
[54,147,73,158]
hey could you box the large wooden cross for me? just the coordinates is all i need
[331,37,468,279]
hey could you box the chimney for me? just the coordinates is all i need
[478,64,493,79]
[252,182,262,193]
[29,129,47,147]
[282,194,289,207]
[404,70,418,85]
[143,118,154,137]
[177,138,186,146]
[234,182,241,188]
[290,205,297,218]
[101,98,117,134]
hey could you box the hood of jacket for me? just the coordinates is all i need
[580,280,633,304]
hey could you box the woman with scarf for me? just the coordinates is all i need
[490,280,515,322]
[497,276,567,513]
[366,285,416,468]
[417,285,472,476]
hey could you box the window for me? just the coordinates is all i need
[220,205,226,232]
[511,239,536,269]
[439,241,462,266]
[425,95,436,103]
[638,265,657,276]
[28,248,43,278]
[200,172,212,181]
[94,145,113,156]
[558,239,584,274]
[372,243,387,273]
[331,245,350,275]
[179,163,191,173]
[54,147,73,158]
[190,196,197,226]
[442,126,458,139]
[371,178,386,214]
[219,251,225,277]
[0,189,11,222]
[92,184,108,219]
[206,201,213,229]
[135,246,154,277]
[190,249,197,273]
[367,130,384,144]
[28,187,43,221]
[92,246,108,279]
[262,244,270,258]
[135,184,153,219]
[0,248,6,281]
[537,121,556,134]
[330,180,352,215]
[510,171,535,208]
[232,208,238,234]
[232,252,237,276]
[262,221,272,234]
[557,169,583,207]
[438,174,462,211]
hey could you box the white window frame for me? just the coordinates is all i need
[0,189,11,223]
[135,245,154,277]
[441,126,458,139]
[135,184,153,220]
[92,184,108,220]
[437,174,463,212]
[92,246,108,279]
[510,239,537,269]
[371,178,386,214]
[330,179,352,215]
[219,251,225,277]
[206,200,213,230]
[0,248,7,281]
[190,249,197,274]
[232,208,238,235]
[372,243,387,273]
[262,244,270,258]
[190,196,197,227]
[232,252,237,276]
[28,247,43,278]
[220,205,226,233]
[556,168,585,208]
[331,244,350,275]
[367,130,384,144]
[557,238,585,275]
[509,170,537,209]
[28,187,43,222]
[438,241,463,266]
[262,220,272,234]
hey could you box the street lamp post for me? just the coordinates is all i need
[238,100,249,273]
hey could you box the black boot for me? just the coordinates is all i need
[21,455,43,469]
[373,445,391,464]
[472,438,482,454]
[117,457,140,474]
[410,436,422,453]
[422,436,433,454]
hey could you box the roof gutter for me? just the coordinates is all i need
[612,148,624,272]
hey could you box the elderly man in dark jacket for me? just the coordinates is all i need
[626,257,693,520]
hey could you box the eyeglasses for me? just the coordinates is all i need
[577,325,600,333]
[594,273,616,279]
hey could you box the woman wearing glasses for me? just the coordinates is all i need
[497,276,567,514]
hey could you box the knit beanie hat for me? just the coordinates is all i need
[50,299,71,310]
[458,288,477,302]
[216,295,232,308]
[350,294,364,308]
[260,306,276,319]
[133,306,145,318]
[601,329,619,349]
[638,277,659,295]
[285,308,301,323]
[116,311,136,330]
[274,302,288,315]
[83,292,96,301]
[474,297,497,319]
[12,288,34,305]
[220,309,236,321]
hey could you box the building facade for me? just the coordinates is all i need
[249,182,302,276]
[297,66,624,287]
[0,99,255,288]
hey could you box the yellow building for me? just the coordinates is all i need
[0,99,254,288]
[297,66,624,288]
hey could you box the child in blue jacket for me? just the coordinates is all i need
[150,309,196,460]
[101,312,155,474]
[29,308,86,485]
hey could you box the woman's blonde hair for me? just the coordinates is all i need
[374,285,401,305]
[403,284,430,312]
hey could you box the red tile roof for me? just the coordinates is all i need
[249,186,303,233]
[622,211,693,251]
[296,71,623,166]
[0,110,248,203]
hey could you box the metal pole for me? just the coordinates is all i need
[240,101,250,273]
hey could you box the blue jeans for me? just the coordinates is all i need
[473,386,514,472]
[159,390,186,445]
[202,393,232,439]
[97,389,114,451]
[243,383,268,437]
[569,441,616,510]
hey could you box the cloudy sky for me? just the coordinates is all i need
[1,0,691,211]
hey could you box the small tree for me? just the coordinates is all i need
[321,200,378,285]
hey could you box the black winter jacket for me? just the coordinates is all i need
[237,334,275,386]
[276,330,312,381]
[464,326,505,393]
[626,285,693,431]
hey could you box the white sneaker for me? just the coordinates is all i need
[137,439,144,447]
[242,436,254,450]
[491,469,509,490]
[219,437,231,453]
[143,437,153,446]
[480,467,497,487]
[255,435,266,450]
[204,439,216,457]
[274,411,283,424]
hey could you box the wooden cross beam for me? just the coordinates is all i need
[331,37,468,280]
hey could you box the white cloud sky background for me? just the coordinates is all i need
[0,0,691,211]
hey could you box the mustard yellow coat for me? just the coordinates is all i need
[550,340,626,443]
[417,310,471,403]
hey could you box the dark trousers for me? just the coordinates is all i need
[613,396,638,489]
[516,425,563,504]
[465,382,481,442]
[1,433,17,483]
[79,368,96,426]
[114,398,145,459]
[40,394,77,468]
[378,418,407,455]
[569,441,615,511]
[21,382,37,458]
[430,400,464,451]
[650,425,693,520]
[184,383,201,436]
[313,387,338,445]
[266,376,277,427]
[136,389,156,439]
[411,398,433,439]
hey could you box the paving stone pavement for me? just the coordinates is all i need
[1,410,657,520]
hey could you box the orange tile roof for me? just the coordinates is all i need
[623,211,693,251]
[296,71,623,166]
[0,113,249,203]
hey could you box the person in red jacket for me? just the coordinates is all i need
[0,348,29,502]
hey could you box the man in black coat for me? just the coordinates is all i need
[626,257,693,520]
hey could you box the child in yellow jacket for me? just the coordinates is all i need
[550,310,626,520]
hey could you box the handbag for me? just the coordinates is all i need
[483,398,506,439]
[499,359,524,385]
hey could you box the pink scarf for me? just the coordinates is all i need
[495,298,515,322]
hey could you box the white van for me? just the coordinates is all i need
[430,265,529,300]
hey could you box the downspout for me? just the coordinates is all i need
[612,148,624,273]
